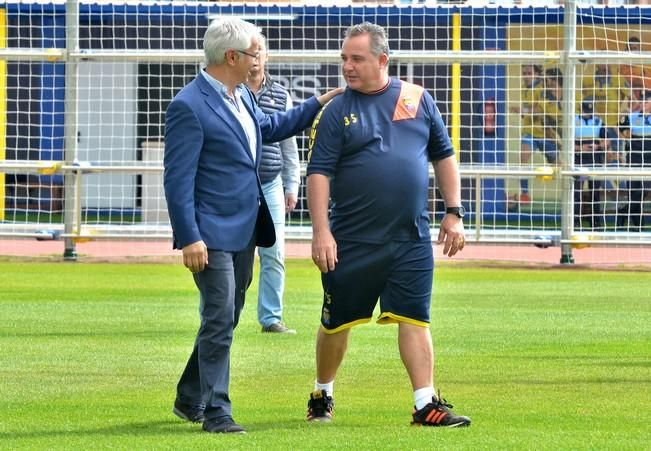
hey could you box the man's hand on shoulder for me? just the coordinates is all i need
[182,240,208,273]
[317,87,345,106]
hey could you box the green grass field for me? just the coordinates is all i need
[1,259,649,450]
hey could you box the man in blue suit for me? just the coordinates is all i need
[164,18,341,434]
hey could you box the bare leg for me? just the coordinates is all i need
[398,322,433,390]
[316,327,350,383]
[399,322,472,427]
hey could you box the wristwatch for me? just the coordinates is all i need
[445,205,466,219]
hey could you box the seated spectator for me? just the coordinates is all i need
[513,64,544,205]
[516,67,562,205]
[582,62,629,153]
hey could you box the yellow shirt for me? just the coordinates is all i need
[521,80,546,138]
[582,69,628,128]
[539,93,563,143]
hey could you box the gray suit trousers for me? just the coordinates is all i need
[175,239,255,422]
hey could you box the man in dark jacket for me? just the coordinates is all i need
[246,33,299,334]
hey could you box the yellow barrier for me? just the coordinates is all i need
[451,12,460,159]
[0,9,7,221]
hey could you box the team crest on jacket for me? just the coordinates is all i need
[403,96,416,112]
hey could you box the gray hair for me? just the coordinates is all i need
[344,22,389,58]
[257,32,267,49]
[203,18,260,66]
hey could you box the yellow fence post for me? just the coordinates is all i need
[0,9,6,221]
[451,12,461,159]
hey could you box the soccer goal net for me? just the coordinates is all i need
[0,1,649,263]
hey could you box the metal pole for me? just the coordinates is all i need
[474,174,481,242]
[559,0,577,264]
[63,0,79,260]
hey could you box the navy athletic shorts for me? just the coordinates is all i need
[319,240,434,333]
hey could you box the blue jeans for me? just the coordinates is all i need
[257,175,286,327]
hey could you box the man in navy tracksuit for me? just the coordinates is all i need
[304,22,470,428]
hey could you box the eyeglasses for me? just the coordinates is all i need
[236,49,260,60]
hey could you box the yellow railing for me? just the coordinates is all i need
[0,9,7,221]
[451,12,461,159]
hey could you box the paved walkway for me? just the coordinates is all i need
[1,238,649,268]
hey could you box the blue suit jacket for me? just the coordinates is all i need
[164,72,321,252]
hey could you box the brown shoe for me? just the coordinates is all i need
[262,322,297,334]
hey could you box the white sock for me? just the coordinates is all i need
[414,387,435,410]
[314,380,334,397]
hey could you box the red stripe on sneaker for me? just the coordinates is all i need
[436,412,448,424]
[425,410,438,423]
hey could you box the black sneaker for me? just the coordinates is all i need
[411,394,471,428]
[202,417,246,434]
[306,389,334,422]
[172,399,205,423]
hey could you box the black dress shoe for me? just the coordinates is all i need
[202,418,246,434]
[172,399,205,423]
